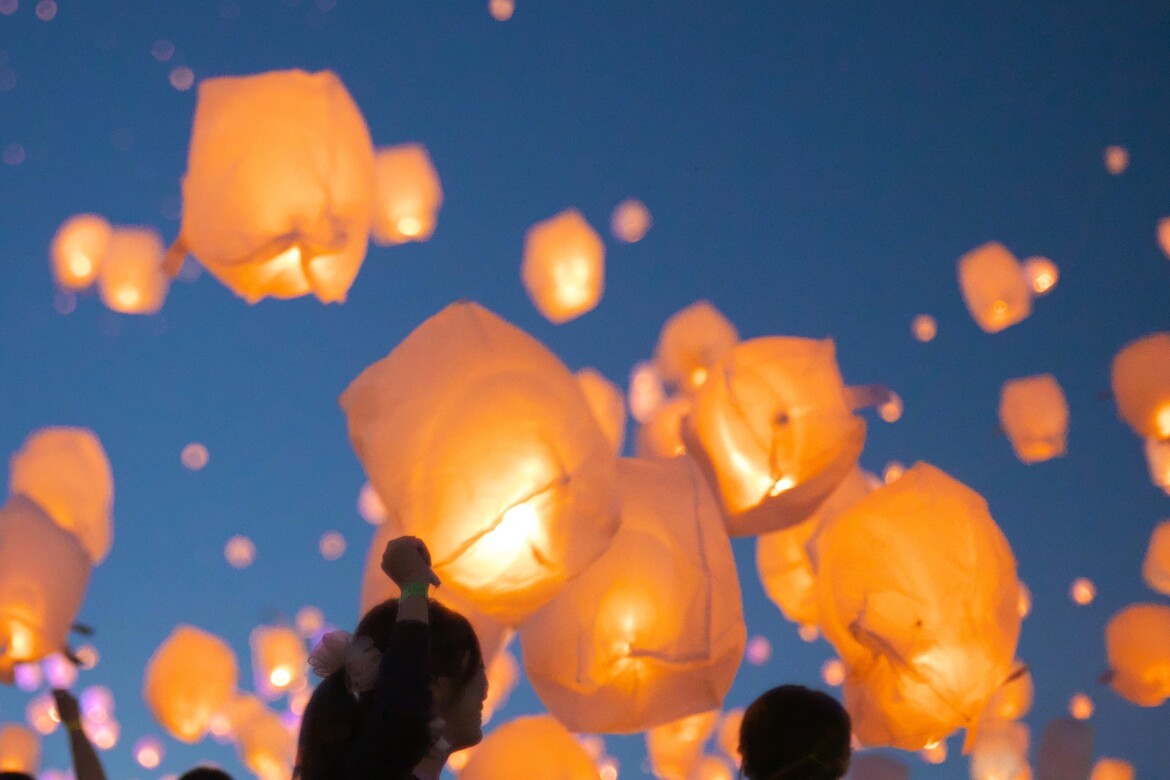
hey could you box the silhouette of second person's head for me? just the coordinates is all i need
[178,768,235,780]
[738,685,851,780]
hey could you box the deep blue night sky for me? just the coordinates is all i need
[1,2,1169,778]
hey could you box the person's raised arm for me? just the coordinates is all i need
[52,688,108,780]
[381,535,441,623]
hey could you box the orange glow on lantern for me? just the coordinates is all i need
[576,368,627,455]
[981,664,1033,721]
[1144,437,1170,494]
[610,198,651,243]
[250,625,306,699]
[143,625,238,743]
[1069,692,1093,720]
[459,715,599,780]
[98,227,169,314]
[1142,520,1170,595]
[371,143,442,245]
[999,374,1068,463]
[654,301,738,394]
[1022,256,1059,295]
[1071,577,1096,605]
[645,709,719,780]
[1104,145,1129,175]
[521,209,605,323]
[1091,758,1135,780]
[957,242,1032,333]
[1105,603,1170,706]
[635,396,691,458]
[912,314,937,342]
[50,214,111,289]
[0,724,39,774]
[1110,333,1170,440]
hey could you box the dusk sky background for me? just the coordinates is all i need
[1,1,1169,778]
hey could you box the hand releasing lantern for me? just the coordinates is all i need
[143,625,239,743]
[341,301,619,625]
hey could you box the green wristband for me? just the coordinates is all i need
[401,582,429,600]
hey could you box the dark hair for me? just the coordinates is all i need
[178,768,235,780]
[0,773,36,780]
[738,685,852,780]
[297,598,482,779]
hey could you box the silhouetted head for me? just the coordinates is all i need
[738,685,852,780]
[178,768,235,780]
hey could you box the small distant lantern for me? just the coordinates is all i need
[459,715,600,780]
[0,724,39,774]
[9,426,114,564]
[1070,577,1096,605]
[98,227,169,314]
[521,208,605,323]
[1142,520,1170,595]
[1144,437,1170,494]
[173,69,376,303]
[233,703,294,780]
[684,336,866,536]
[610,198,652,243]
[1105,603,1170,706]
[1022,256,1059,295]
[520,457,745,732]
[1091,758,1135,780]
[635,396,691,459]
[488,0,514,22]
[998,374,1068,463]
[911,314,937,343]
[1104,145,1129,175]
[1036,718,1093,780]
[1068,693,1093,720]
[957,242,1032,333]
[143,625,239,743]
[644,709,719,780]
[1110,332,1170,440]
[370,143,442,245]
[653,301,738,393]
[50,214,111,290]
[970,719,1030,780]
[341,301,619,625]
[981,664,1033,721]
[846,754,909,780]
[250,625,307,699]
[576,368,627,455]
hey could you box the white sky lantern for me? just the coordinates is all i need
[1110,332,1170,440]
[0,724,39,774]
[653,301,739,394]
[521,208,605,324]
[143,625,239,743]
[1036,718,1093,780]
[1142,520,1170,595]
[250,625,307,700]
[460,715,599,780]
[173,69,376,304]
[520,457,745,733]
[644,709,719,780]
[957,242,1033,333]
[371,143,443,245]
[341,301,619,625]
[50,214,111,290]
[998,374,1069,464]
[575,367,627,456]
[98,227,169,314]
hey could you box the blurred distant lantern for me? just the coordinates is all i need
[80,686,114,723]
[1104,603,1170,706]
[1022,256,1059,295]
[957,242,1032,333]
[133,735,164,769]
[1104,145,1129,175]
[74,644,98,670]
[1110,332,1170,440]
[575,368,627,455]
[0,496,91,678]
[683,336,866,536]
[181,443,209,470]
[1159,217,1170,260]
[233,703,294,780]
[98,227,169,314]
[8,426,114,564]
[756,468,874,628]
[813,462,1021,750]
[846,754,909,780]
[1069,692,1093,720]
[318,531,346,561]
[969,719,1030,780]
[224,535,256,569]
[143,625,238,742]
[745,635,771,665]
[250,625,307,699]
[341,301,619,625]
[821,658,846,687]
[520,208,605,323]
[25,692,57,734]
[635,396,690,458]
[481,644,518,723]
[920,741,948,764]
[1091,758,1135,780]
[998,374,1069,463]
[86,718,119,750]
[520,457,745,732]
[1036,718,1093,780]
[628,360,667,424]
[610,198,651,243]
[13,663,41,692]
[798,624,819,642]
[459,715,599,780]
[356,481,387,525]
[1070,577,1096,605]
[981,664,1033,722]
[488,0,514,22]
[1144,437,1170,494]
[42,652,76,689]
[644,709,719,780]
[169,69,376,304]
[653,301,738,394]
[911,314,937,343]
[294,606,325,638]
[878,392,903,423]
[1142,520,1170,595]
[50,214,111,290]
[693,755,734,780]
[882,461,905,484]
[0,724,39,773]
[370,143,442,245]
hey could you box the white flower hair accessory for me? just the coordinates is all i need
[308,630,382,695]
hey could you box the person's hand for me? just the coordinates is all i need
[381,535,441,589]
[52,688,82,727]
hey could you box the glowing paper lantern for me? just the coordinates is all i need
[459,715,599,780]
[576,368,626,455]
[1142,520,1170,595]
[143,625,239,743]
[173,69,376,303]
[1069,692,1093,720]
[0,724,39,773]
[98,227,169,314]
[1090,758,1134,780]
[981,664,1033,722]
[9,426,114,564]
[957,242,1032,333]
[481,645,519,724]
[521,208,605,323]
[610,198,651,243]
[693,755,734,780]
[341,301,619,625]
[1037,718,1092,780]
[814,462,1021,750]
[0,496,91,678]
[635,397,691,459]
[50,214,111,289]
[1144,437,1170,494]
[250,625,307,699]
[970,719,1030,780]
[1105,603,1170,706]
[370,143,442,245]
[998,374,1068,463]
[683,336,866,536]
[234,704,294,780]
[488,0,514,22]
[1110,332,1170,440]
[628,361,667,424]
[133,736,164,769]
[911,314,937,343]
[1104,145,1129,175]
[644,709,719,780]
[1070,577,1096,605]
[1022,256,1059,295]
[653,301,738,394]
[520,457,745,733]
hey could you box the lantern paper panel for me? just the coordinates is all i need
[653,300,739,394]
[576,368,627,456]
[1141,520,1170,596]
[341,301,619,626]
[980,663,1033,722]
[98,227,169,314]
[459,714,599,780]
[143,625,239,743]
[519,456,745,733]
[249,625,307,700]
[8,426,114,564]
[969,719,1030,780]
[177,69,376,304]
[635,396,691,459]
[814,462,1021,750]
[0,724,39,774]
[684,336,867,536]
[1036,718,1093,780]
[0,496,92,679]
[50,214,111,290]
[957,242,1033,333]
[371,143,443,245]
[1105,603,1170,706]
[521,209,605,324]
[1144,437,1170,494]
[998,374,1069,463]
[1090,758,1135,780]
[1110,332,1170,440]
[233,703,294,780]
[644,709,719,780]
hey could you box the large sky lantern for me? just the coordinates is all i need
[168,69,376,304]
[459,714,600,780]
[1090,758,1135,780]
[50,213,111,290]
[1104,603,1170,706]
[845,753,910,780]
[98,227,170,315]
[232,703,294,780]
[644,708,720,780]
[1036,718,1093,780]
[341,301,620,626]
[682,335,867,536]
[519,456,745,733]
[653,300,739,395]
[969,719,1031,780]
[0,496,92,679]
[812,462,1022,750]
[8,426,114,565]
[756,467,875,628]
[575,368,627,456]
[998,373,1069,463]
[143,625,239,743]
[635,396,691,459]
[1110,332,1170,440]
[520,208,605,323]
[1142,520,1170,595]
[249,625,307,700]
[0,724,39,774]
[957,242,1034,333]
[370,143,443,245]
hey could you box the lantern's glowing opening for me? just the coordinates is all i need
[269,668,291,688]
[691,367,709,388]
[397,216,422,237]
[992,299,1008,318]
[2,622,34,660]
[69,256,93,278]
[1157,405,1170,438]
[553,255,594,309]
[113,286,141,309]
[767,475,796,496]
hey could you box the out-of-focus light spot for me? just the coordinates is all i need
[53,290,77,315]
[319,531,346,560]
[1069,692,1094,720]
[4,142,26,165]
[448,749,472,771]
[207,713,232,741]
[576,734,605,762]
[34,0,54,20]
[357,482,387,525]
[87,718,120,750]
[151,39,174,62]
[0,67,16,91]
[598,756,619,780]
[269,667,292,688]
[821,658,845,687]
[611,198,652,243]
[1017,581,1032,618]
[134,736,164,769]
[181,442,209,470]
[745,635,771,665]
[797,624,819,643]
[879,392,903,423]
[295,606,324,637]
[920,740,947,764]
[13,663,41,692]
[1071,577,1096,605]
[1158,217,1170,261]
[1023,256,1059,295]
[396,216,422,237]
[488,0,514,20]
[883,461,905,484]
[1104,145,1129,175]
[0,0,17,16]
[80,686,114,723]
[75,644,99,670]
[225,535,256,569]
[27,691,58,734]
[912,313,937,342]
[628,361,665,423]
[169,66,195,91]
[42,652,77,688]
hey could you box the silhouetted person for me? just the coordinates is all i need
[178,768,235,780]
[738,684,852,780]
